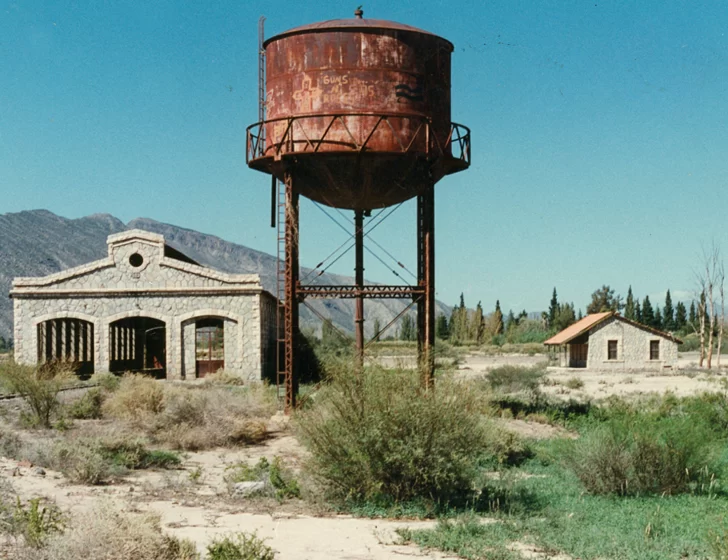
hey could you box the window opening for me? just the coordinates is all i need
[650,340,660,360]
[607,340,618,360]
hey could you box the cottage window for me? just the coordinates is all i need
[650,340,660,360]
[607,340,618,360]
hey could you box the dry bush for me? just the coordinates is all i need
[204,370,246,386]
[0,361,74,428]
[104,378,276,451]
[102,374,165,423]
[16,502,198,560]
[153,387,271,450]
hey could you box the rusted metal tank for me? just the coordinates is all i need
[247,10,470,209]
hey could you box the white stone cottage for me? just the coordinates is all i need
[10,230,277,381]
[544,311,682,371]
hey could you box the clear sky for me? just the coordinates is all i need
[2,1,727,315]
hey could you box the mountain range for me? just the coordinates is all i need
[0,210,448,342]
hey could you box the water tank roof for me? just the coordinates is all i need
[264,18,453,50]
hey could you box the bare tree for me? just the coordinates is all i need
[696,288,707,368]
[718,259,725,368]
[696,242,723,369]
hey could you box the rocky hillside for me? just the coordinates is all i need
[0,210,448,342]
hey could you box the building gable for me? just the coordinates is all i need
[11,229,261,296]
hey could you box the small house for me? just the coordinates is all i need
[544,311,682,370]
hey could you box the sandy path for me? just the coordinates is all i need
[0,450,458,560]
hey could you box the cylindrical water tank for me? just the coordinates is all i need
[248,12,468,209]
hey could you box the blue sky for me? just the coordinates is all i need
[2,1,726,315]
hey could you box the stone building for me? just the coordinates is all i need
[10,230,277,380]
[544,311,682,371]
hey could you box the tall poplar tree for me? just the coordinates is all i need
[372,318,382,339]
[624,286,636,320]
[471,301,485,343]
[663,289,675,331]
[493,300,504,336]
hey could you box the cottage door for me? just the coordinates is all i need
[570,343,588,368]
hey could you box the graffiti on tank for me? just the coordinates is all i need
[395,77,424,103]
[292,76,323,113]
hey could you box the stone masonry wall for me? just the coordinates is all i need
[587,316,678,371]
[12,232,271,381]
[14,293,263,380]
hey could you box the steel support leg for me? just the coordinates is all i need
[354,210,365,369]
[284,172,299,412]
[417,184,435,388]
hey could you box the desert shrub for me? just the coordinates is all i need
[567,413,719,496]
[295,364,501,504]
[486,364,546,394]
[0,361,74,428]
[225,457,300,500]
[4,497,65,549]
[207,532,275,560]
[50,441,113,485]
[564,377,584,390]
[102,374,165,423]
[0,428,22,459]
[153,386,271,450]
[204,371,246,386]
[104,378,275,451]
[21,502,198,560]
[88,372,121,392]
[96,438,181,470]
[67,387,105,419]
[40,437,179,485]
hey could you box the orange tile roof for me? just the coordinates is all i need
[543,311,614,345]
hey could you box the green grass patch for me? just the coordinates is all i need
[404,457,728,560]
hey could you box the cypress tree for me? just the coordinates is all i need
[689,301,696,326]
[675,302,687,331]
[642,296,655,327]
[654,307,663,330]
[548,288,559,328]
[577,308,583,320]
[663,289,675,331]
[624,286,636,320]
[635,300,642,323]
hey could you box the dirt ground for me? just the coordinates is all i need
[457,350,728,399]
[0,431,458,560]
[2,351,727,559]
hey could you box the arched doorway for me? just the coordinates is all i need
[195,318,224,377]
[37,318,95,377]
[109,317,166,377]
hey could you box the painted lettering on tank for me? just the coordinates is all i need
[322,74,349,86]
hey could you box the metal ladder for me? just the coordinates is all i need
[275,178,287,406]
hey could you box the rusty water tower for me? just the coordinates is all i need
[247,9,470,411]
